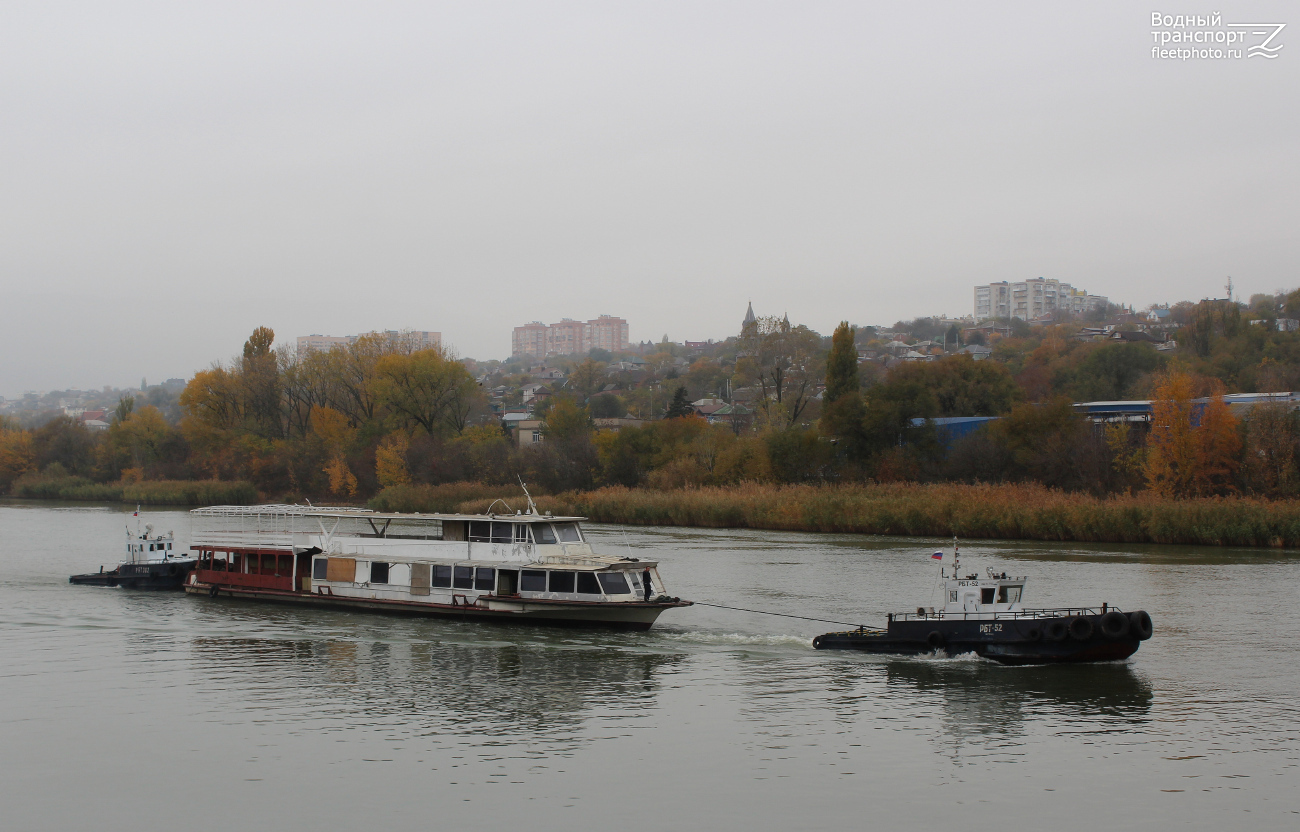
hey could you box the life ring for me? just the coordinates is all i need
[1100,610,1130,639]
[1068,616,1094,641]
[1129,610,1154,641]
[926,631,945,649]
[1044,619,1069,642]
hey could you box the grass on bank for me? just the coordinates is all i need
[372,481,1300,548]
[11,473,257,506]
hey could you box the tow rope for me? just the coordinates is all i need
[693,601,874,629]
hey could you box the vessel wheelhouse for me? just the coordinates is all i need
[184,504,690,630]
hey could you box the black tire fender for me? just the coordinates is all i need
[1100,610,1130,639]
[926,630,945,649]
[1129,610,1154,640]
[1022,625,1042,642]
[1044,619,1069,642]
[1068,616,1094,641]
[209,585,219,598]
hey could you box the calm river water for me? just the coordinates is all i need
[2,502,1298,831]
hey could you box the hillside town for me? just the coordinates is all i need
[6,278,1300,503]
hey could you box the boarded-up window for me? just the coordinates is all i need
[325,557,356,582]
[410,563,431,596]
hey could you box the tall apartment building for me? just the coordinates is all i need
[512,315,630,358]
[974,278,1107,321]
[297,330,441,353]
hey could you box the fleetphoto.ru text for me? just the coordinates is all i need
[1151,11,1285,60]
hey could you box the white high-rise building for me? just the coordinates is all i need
[974,278,1107,321]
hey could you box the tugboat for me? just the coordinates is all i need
[812,542,1153,665]
[69,513,197,590]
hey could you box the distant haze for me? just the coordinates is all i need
[3,2,1296,396]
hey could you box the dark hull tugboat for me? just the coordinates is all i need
[69,514,197,590]
[813,542,1153,665]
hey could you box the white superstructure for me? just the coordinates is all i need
[185,504,688,629]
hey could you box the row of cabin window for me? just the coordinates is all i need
[314,559,631,595]
[465,521,582,544]
[130,542,172,553]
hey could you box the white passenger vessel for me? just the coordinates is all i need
[184,503,690,630]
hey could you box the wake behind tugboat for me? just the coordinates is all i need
[813,541,1153,665]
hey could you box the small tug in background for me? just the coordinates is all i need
[813,541,1152,665]
[69,512,197,590]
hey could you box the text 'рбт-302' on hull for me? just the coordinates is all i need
[812,541,1152,665]
[69,513,197,590]
[183,503,691,630]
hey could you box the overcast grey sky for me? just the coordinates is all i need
[2,2,1296,396]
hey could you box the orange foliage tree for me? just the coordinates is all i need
[1144,369,1241,496]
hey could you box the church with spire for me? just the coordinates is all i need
[743,301,756,331]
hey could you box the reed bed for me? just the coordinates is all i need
[429,482,1300,548]
[11,476,257,505]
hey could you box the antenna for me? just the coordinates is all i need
[518,476,539,515]
[952,534,960,577]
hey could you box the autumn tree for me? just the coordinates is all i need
[240,326,283,439]
[823,322,858,404]
[374,433,411,488]
[737,315,823,427]
[1144,369,1241,496]
[820,321,867,456]
[0,418,35,491]
[373,348,480,436]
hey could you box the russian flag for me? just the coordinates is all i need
[931,551,943,561]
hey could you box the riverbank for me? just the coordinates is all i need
[373,481,1300,548]
[10,475,257,506]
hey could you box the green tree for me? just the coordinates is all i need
[664,386,694,419]
[824,322,858,404]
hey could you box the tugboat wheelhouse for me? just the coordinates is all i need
[185,505,690,630]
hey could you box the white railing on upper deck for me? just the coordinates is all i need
[190,504,373,549]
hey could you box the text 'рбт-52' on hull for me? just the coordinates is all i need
[183,502,691,630]
[812,541,1152,665]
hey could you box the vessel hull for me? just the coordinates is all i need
[813,613,1146,665]
[70,561,196,590]
[185,581,685,631]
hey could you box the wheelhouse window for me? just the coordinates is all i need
[548,571,576,593]
[553,522,582,543]
[981,587,995,605]
[998,585,1022,604]
[312,558,328,580]
[432,565,452,588]
[371,562,390,584]
[533,524,557,544]
[520,569,547,592]
[453,566,474,589]
[468,521,514,543]
[576,572,601,594]
[474,567,496,591]
[514,524,532,544]
[597,572,631,595]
